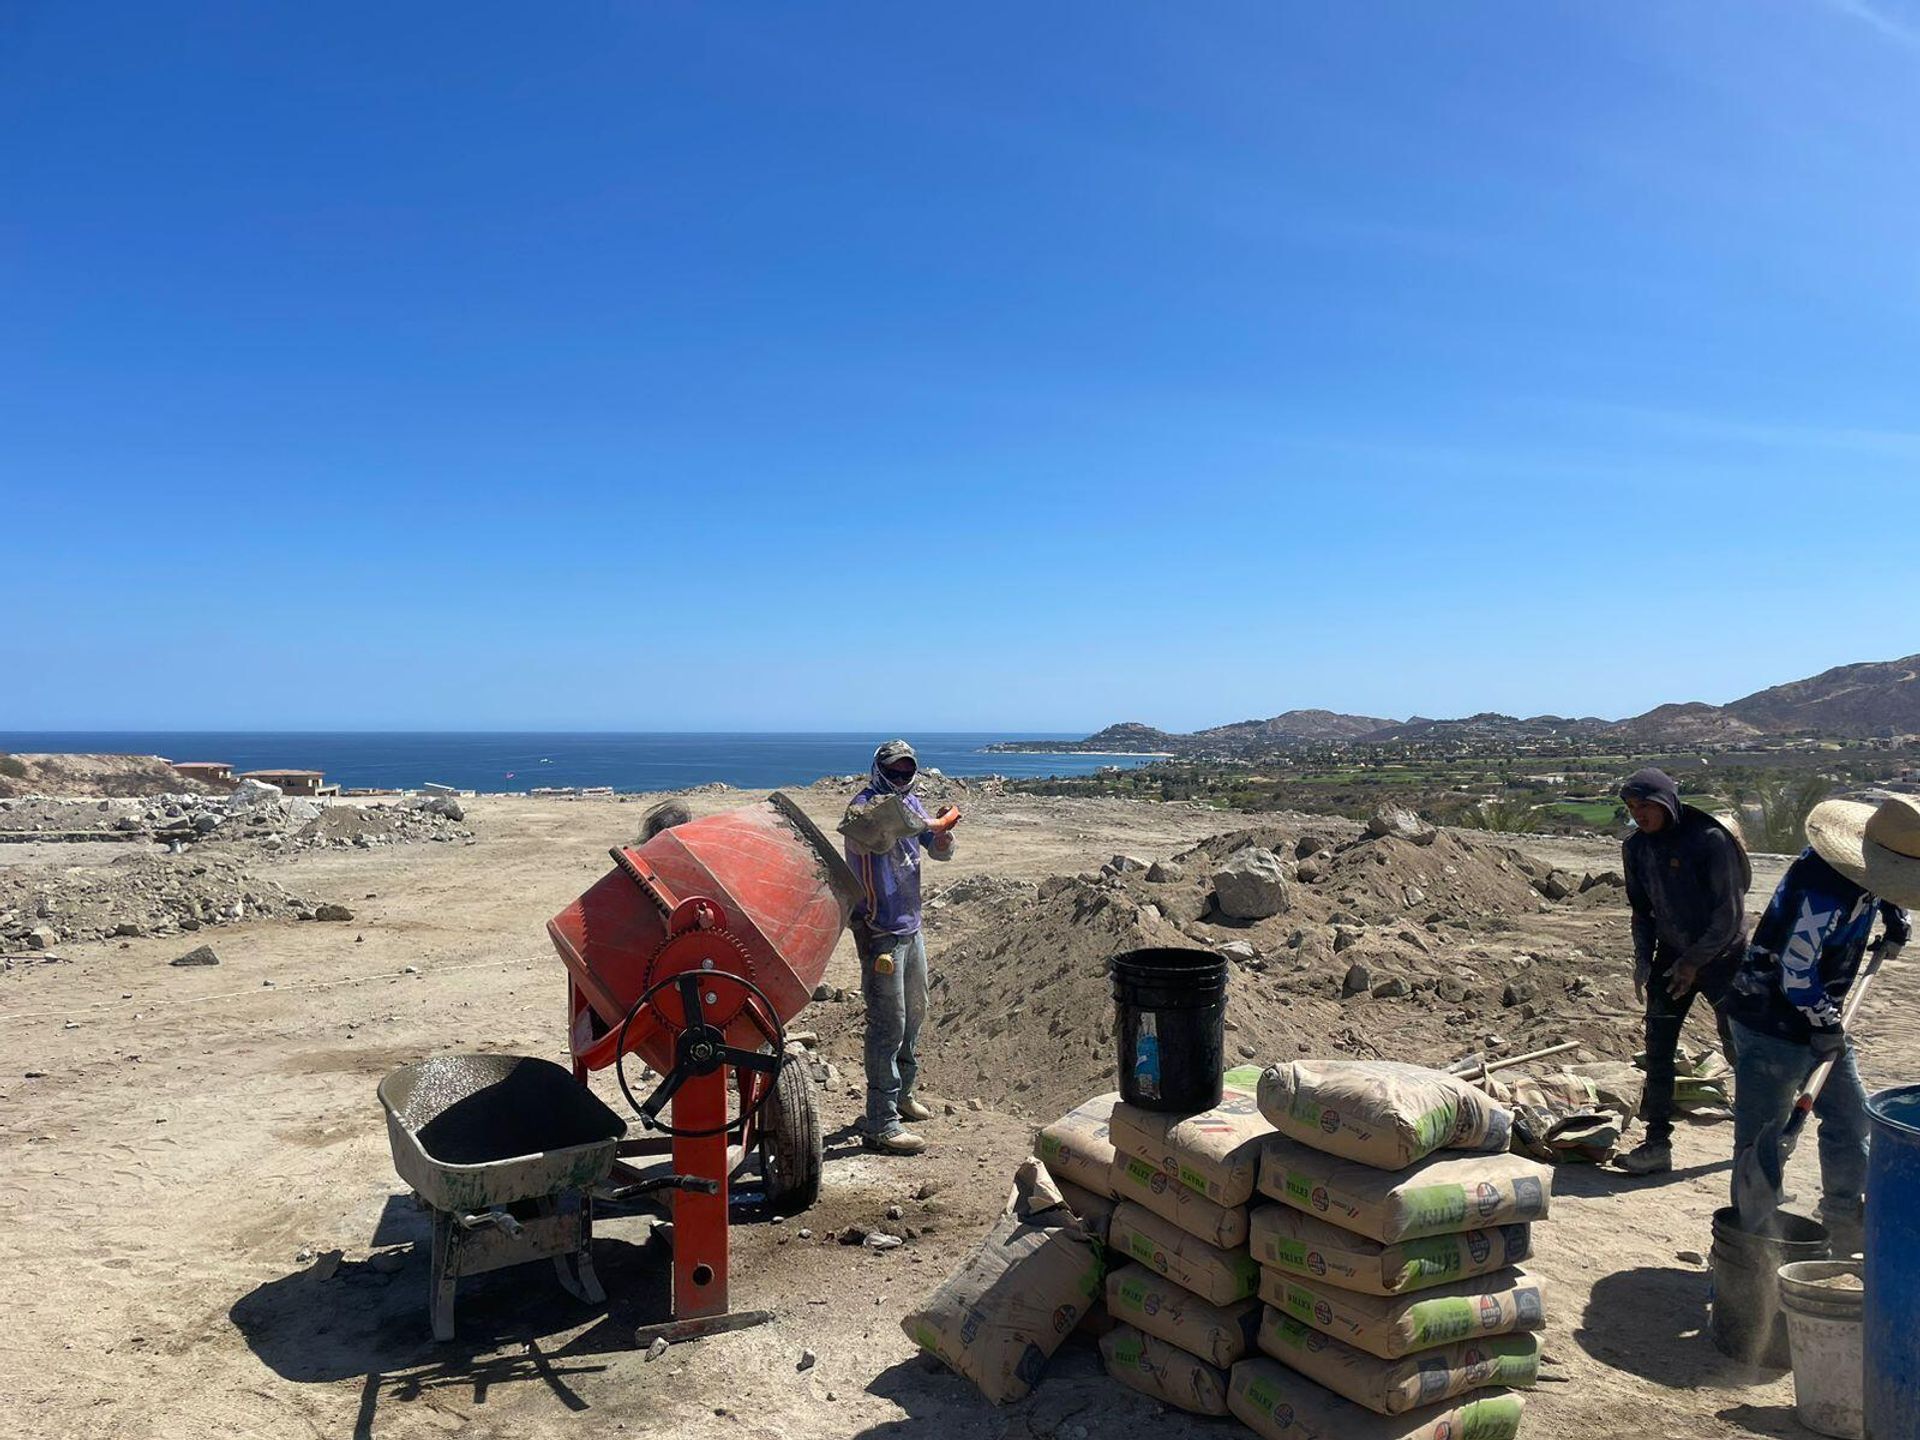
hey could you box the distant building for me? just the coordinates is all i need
[170,761,234,786]
[240,768,339,798]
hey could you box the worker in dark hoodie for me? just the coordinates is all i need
[838,740,961,1155]
[1614,767,1751,1176]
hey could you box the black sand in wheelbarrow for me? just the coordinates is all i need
[379,1054,626,1341]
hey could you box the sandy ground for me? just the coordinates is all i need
[1,789,1910,1440]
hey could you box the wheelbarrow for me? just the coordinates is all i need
[379,1053,628,1341]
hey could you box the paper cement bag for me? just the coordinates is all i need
[1109,1089,1273,1207]
[1257,1061,1512,1171]
[1111,1152,1250,1248]
[1258,1266,1547,1360]
[1108,1201,1260,1307]
[1054,1178,1118,1243]
[1101,1323,1233,1416]
[1228,1357,1527,1440]
[1257,1308,1538,1415]
[1249,1204,1531,1297]
[1257,1135,1551,1243]
[1106,1261,1261,1368]
[902,1160,1105,1404]
[1036,1093,1121,1198]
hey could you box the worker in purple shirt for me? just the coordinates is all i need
[839,740,960,1155]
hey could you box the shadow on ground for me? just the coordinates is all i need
[1575,1266,1785,1392]
[230,1202,674,1439]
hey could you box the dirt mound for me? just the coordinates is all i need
[0,754,218,799]
[1,851,326,949]
[820,817,1639,1123]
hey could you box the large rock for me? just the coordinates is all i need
[226,778,283,811]
[1210,847,1293,920]
[170,945,220,967]
[1145,860,1185,884]
[1106,854,1149,875]
[1366,805,1437,846]
[1579,870,1625,893]
[313,903,354,923]
[283,798,323,824]
[1534,871,1578,902]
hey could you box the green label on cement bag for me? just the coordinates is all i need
[1284,1171,1314,1206]
[1038,1134,1064,1161]
[1116,1275,1150,1313]
[1413,1103,1457,1155]
[1457,1393,1526,1440]
[1177,1162,1212,1198]
[1261,1236,1308,1270]
[1398,1234,1468,1284]
[1112,1335,1145,1369]
[1120,1156,1159,1188]
[1406,1296,1476,1347]
[1126,1232,1161,1267]
[1403,1184,1470,1232]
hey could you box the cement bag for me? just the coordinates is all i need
[1228,1357,1526,1440]
[1259,1266,1546,1360]
[1257,1061,1511,1171]
[1055,1178,1117,1243]
[1109,1089,1272,1207]
[1100,1323,1232,1416]
[1112,1152,1250,1248]
[902,1160,1105,1404]
[1036,1093,1120,1198]
[1257,1135,1551,1243]
[1107,1261,1261,1368]
[1257,1308,1538,1415]
[1108,1201,1259,1307]
[1250,1204,1531,1297]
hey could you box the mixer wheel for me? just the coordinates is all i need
[761,1057,822,1216]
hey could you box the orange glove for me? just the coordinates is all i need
[927,806,962,834]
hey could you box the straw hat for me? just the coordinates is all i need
[1805,793,1920,908]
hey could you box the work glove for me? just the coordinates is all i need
[1874,940,1903,967]
[1810,1027,1848,1061]
[927,806,962,834]
[1633,958,1651,1006]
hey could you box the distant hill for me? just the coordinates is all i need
[986,651,1920,758]
[1723,653,1920,736]
[1194,709,1397,745]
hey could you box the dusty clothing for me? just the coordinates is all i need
[1623,803,1751,999]
[1726,847,1910,1044]
[840,744,954,938]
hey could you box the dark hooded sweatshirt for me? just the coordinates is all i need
[1620,770,1751,1000]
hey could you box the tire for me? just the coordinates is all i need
[761,1056,823,1216]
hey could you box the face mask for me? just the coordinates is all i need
[883,765,916,789]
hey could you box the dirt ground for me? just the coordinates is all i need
[2,787,1910,1440]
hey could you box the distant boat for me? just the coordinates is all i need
[541,758,554,764]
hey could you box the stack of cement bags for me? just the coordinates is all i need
[1234,1060,1551,1439]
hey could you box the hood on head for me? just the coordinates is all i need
[872,739,918,793]
[1618,767,1681,824]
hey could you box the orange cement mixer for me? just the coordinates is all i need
[546,791,861,1336]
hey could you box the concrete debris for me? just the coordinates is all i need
[647,1337,670,1361]
[864,1233,903,1251]
[1210,846,1293,920]
[1365,804,1438,845]
[797,1348,817,1372]
[170,945,220,968]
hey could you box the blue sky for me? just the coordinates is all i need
[5,2,1917,732]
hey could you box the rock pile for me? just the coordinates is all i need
[0,790,471,853]
[1,852,329,949]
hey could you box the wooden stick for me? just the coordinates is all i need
[1479,1040,1580,1076]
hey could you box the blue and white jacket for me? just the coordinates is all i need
[1726,847,1910,1043]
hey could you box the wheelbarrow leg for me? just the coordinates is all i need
[544,1194,606,1304]
[429,1210,459,1342]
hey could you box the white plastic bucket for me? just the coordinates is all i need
[1779,1260,1864,1440]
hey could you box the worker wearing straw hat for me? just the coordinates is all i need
[1723,793,1917,1243]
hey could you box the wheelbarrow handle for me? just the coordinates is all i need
[456,1209,525,1236]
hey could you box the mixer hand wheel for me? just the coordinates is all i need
[615,969,787,1140]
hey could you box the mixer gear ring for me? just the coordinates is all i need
[641,925,758,1033]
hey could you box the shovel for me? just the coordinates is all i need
[1731,941,1889,1233]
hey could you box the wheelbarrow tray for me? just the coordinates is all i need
[379,1054,626,1213]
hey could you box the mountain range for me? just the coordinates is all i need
[992,653,1920,755]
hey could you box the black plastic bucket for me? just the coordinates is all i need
[1709,1206,1829,1367]
[1109,947,1228,1114]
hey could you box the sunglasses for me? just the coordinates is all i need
[882,763,918,783]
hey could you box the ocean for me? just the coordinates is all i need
[0,732,1150,794]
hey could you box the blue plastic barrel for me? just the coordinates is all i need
[1865,1084,1920,1440]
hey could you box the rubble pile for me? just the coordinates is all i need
[0,788,471,853]
[1,852,325,950]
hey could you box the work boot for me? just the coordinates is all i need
[864,1128,927,1156]
[1615,1140,1673,1176]
[898,1094,934,1122]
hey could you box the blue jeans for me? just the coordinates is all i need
[1729,1018,1870,1217]
[858,925,928,1136]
